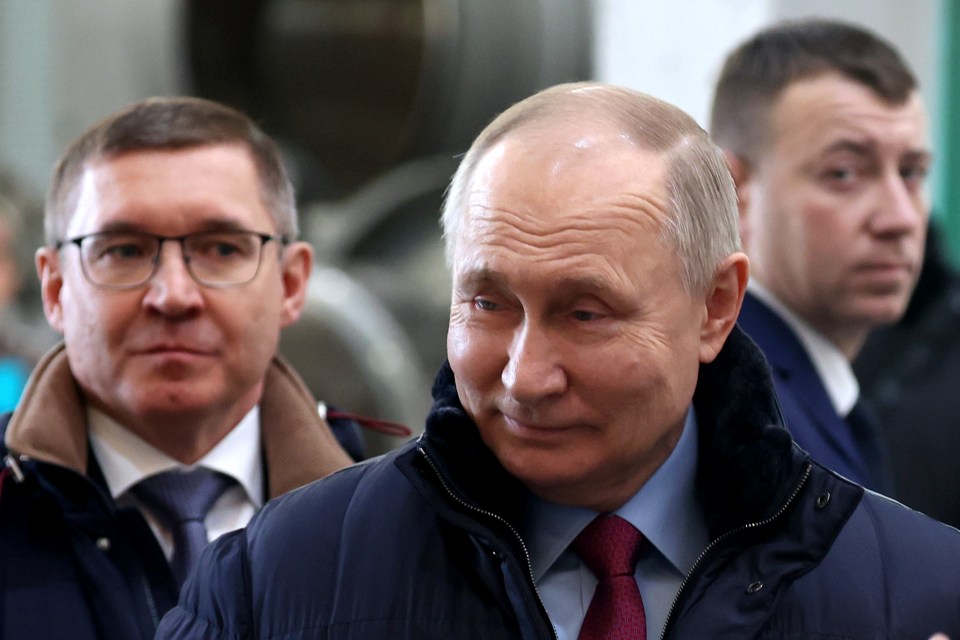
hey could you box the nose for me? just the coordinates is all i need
[501,319,567,404]
[142,240,204,316]
[870,170,927,236]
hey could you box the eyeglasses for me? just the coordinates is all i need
[56,230,287,289]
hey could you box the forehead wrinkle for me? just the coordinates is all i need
[469,186,667,247]
[458,263,620,305]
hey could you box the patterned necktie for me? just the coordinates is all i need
[573,514,647,640]
[131,468,236,587]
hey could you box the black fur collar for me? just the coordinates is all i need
[420,325,805,538]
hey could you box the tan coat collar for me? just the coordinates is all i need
[5,343,353,498]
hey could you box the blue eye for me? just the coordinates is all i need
[213,242,242,257]
[188,233,257,261]
[475,298,498,311]
[572,310,601,322]
[107,244,146,259]
[900,164,928,183]
[824,167,857,182]
[87,235,153,263]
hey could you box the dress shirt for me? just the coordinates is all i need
[88,406,264,559]
[522,408,709,640]
[749,281,859,416]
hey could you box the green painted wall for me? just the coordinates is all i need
[938,0,960,264]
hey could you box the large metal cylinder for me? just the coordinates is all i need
[187,0,594,445]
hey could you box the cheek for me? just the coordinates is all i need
[59,296,120,392]
[758,176,829,240]
[770,198,844,273]
[805,212,859,266]
[60,282,116,342]
[447,323,506,406]
[609,323,701,402]
[911,222,928,253]
[448,324,487,382]
[220,281,281,333]
[610,351,679,401]
[227,311,283,374]
[445,321,468,365]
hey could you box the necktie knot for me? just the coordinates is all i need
[573,514,647,640]
[573,514,646,578]
[131,467,236,586]
[133,467,235,526]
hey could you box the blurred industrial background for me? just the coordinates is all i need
[0,0,955,452]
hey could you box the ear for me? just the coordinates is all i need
[278,240,313,328]
[723,151,753,246]
[36,246,66,334]
[724,150,751,212]
[699,252,749,363]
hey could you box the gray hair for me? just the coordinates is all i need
[441,82,740,295]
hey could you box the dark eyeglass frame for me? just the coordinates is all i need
[55,229,288,290]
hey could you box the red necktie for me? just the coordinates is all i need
[573,514,647,640]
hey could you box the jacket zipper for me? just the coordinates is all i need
[418,446,558,640]
[659,462,813,639]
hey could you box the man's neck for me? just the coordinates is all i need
[88,403,263,501]
[747,282,860,416]
[748,281,870,360]
[90,400,258,465]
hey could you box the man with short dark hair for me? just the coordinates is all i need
[710,19,931,493]
[159,82,960,640]
[0,97,357,639]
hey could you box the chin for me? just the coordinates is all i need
[497,447,597,501]
[865,300,912,326]
[847,290,911,325]
[134,389,217,418]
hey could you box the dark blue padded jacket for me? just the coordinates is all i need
[0,345,358,640]
[159,327,960,639]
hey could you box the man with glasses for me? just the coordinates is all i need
[0,97,357,640]
[56,229,288,292]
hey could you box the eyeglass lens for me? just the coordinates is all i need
[79,231,268,287]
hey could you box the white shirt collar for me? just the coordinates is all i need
[748,281,859,416]
[87,406,264,508]
[524,407,708,580]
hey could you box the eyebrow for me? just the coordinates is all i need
[553,273,613,295]
[902,149,934,165]
[822,139,932,164]
[457,268,508,290]
[821,140,875,157]
[459,267,615,297]
[93,217,251,235]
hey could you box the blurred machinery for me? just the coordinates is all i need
[186,0,594,451]
[0,171,58,372]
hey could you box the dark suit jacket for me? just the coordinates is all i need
[737,292,892,494]
[854,224,960,527]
